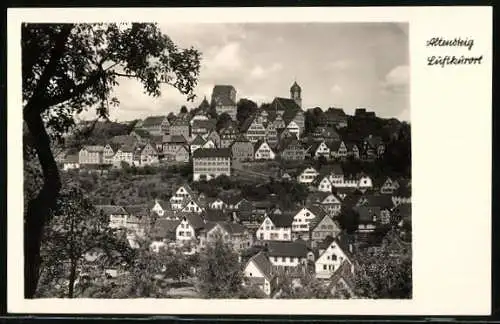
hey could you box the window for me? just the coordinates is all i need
[323,264,327,270]
[331,254,337,261]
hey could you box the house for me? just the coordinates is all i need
[176,213,206,245]
[129,129,152,145]
[309,215,342,246]
[78,145,104,164]
[196,96,211,114]
[285,120,300,139]
[190,111,210,126]
[169,184,196,210]
[201,138,217,149]
[230,136,254,162]
[296,166,320,184]
[112,144,135,166]
[149,218,180,243]
[103,143,120,164]
[192,148,232,181]
[62,154,80,171]
[162,134,188,156]
[353,206,380,233]
[206,130,221,148]
[219,122,239,148]
[138,143,159,166]
[329,260,356,298]
[279,138,306,161]
[123,205,150,236]
[310,140,331,159]
[96,205,129,229]
[329,141,348,159]
[346,142,360,159]
[380,177,398,194]
[169,118,191,140]
[313,173,333,193]
[357,174,374,192]
[191,119,216,139]
[150,199,170,217]
[168,145,189,164]
[311,126,341,143]
[325,108,348,129]
[307,192,342,217]
[243,251,277,297]
[277,128,297,142]
[180,198,204,214]
[211,85,237,120]
[362,135,385,159]
[291,205,328,240]
[201,222,253,252]
[254,140,275,160]
[138,115,170,136]
[392,185,412,206]
[207,197,227,210]
[265,240,309,272]
[256,213,294,241]
[241,116,266,143]
[356,194,394,224]
[265,123,278,147]
[189,135,206,154]
[314,235,354,279]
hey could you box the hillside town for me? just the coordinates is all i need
[49,81,412,299]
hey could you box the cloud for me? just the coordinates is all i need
[382,65,409,94]
[327,60,353,71]
[330,84,343,94]
[209,42,243,70]
[249,63,283,79]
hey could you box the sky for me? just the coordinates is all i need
[80,23,409,122]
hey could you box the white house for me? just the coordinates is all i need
[243,251,277,296]
[180,198,204,214]
[291,205,328,240]
[176,213,206,244]
[208,198,226,210]
[313,141,330,159]
[286,121,300,139]
[266,241,309,271]
[254,141,275,160]
[297,166,319,184]
[316,175,333,192]
[190,135,206,154]
[319,193,342,216]
[202,138,217,149]
[256,213,293,241]
[315,236,354,279]
[151,199,169,217]
[357,175,373,191]
[169,184,196,210]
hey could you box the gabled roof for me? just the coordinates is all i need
[150,219,180,239]
[304,204,328,219]
[119,143,136,153]
[104,143,121,153]
[213,221,248,235]
[181,212,206,230]
[203,209,228,222]
[240,115,257,132]
[266,241,309,258]
[192,148,232,159]
[329,260,355,289]
[230,134,250,145]
[190,135,206,146]
[254,140,270,152]
[95,205,128,216]
[306,192,330,204]
[151,199,169,211]
[141,116,168,127]
[246,251,274,281]
[82,145,105,153]
[309,213,335,231]
[268,213,294,228]
[270,97,301,114]
[353,206,381,224]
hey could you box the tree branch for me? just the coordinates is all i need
[24,24,74,116]
[44,71,105,108]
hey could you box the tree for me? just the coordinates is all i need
[276,271,332,299]
[180,105,188,114]
[207,101,218,119]
[338,207,360,234]
[304,107,325,135]
[37,185,132,298]
[353,232,412,299]
[22,23,201,297]
[236,98,258,127]
[216,113,233,132]
[197,234,244,298]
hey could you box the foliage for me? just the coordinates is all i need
[216,113,233,132]
[304,107,326,135]
[236,98,258,127]
[22,22,201,297]
[36,184,132,298]
[276,271,332,299]
[353,232,412,299]
[338,207,361,234]
[197,235,244,298]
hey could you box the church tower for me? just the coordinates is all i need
[290,81,302,108]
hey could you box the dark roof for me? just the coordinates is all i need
[319,163,343,175]
[304,204,328,219]
[203,209,229,222]
[192,148,232,159]
[240,115,257,132]
[131,128,152,138]
[141,116,168,127]
[211,85,236,106]
[329,260,355,288]
[123,205,149,218]
[119,143,136,153]
[266,241,309,258]
[358,194,394,210]
[394,185,412,198]
[247,251,274,281]
[150,219,180,239]
[290,81,301,92]
[268,213,294,228]
[95,205,128,216]
[190,135,206,146]
[270,97,301,114]
[163,134,187,144]
[279,138,303,151]
[171,118,190,127]
[253,140,269,152]
[353,206,380,224]
[306,192,330,204]
[215,222,248,234]
[105,143,121,153]
[65,154,79,163]
[192,119,216,131]
[181,213,206,230]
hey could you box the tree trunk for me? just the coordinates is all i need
[24,110,62,298]
[68,259,77,298]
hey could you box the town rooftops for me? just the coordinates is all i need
[95,205,128,216]
[353,206,381,224]
[65,154,79,163]
[202,209,228,222]
[82,145,105,153]
[210,221,248,235]
[192,119,216,130]
[192,148,232,159]
[131,128,152,138]
[190,135,206,146]
[150,218,180,239]
[162,134,187,144]
[180,212,206,230]
[269,97,301,114]
[123,205,150,218]
[268,213,294,228]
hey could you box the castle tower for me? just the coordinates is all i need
[290,81,302,108]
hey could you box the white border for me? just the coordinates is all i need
[8,7,492,315]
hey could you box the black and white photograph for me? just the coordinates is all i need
[22,20,412,300]
[9,6,491,315]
